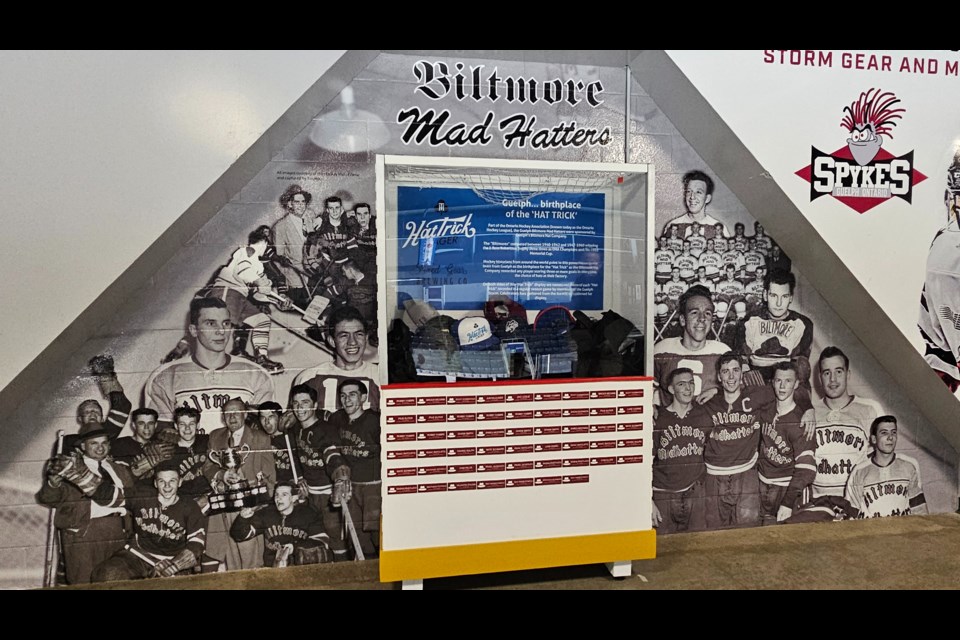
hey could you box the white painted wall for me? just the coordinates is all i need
[0,50,345,390]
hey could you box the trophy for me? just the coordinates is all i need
[206,444,269,514]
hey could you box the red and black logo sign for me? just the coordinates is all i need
[796,88,926,213]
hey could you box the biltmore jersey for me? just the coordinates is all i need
[808,396,882,497]
[145,356,276,433]
[845,453,926,518]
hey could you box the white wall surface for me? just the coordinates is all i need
[0,50,345,390]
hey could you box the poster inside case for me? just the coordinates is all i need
[376,156,654,384]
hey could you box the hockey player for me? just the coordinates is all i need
[290,384,351,562]
[171,406,211,501]
[735,268,814,408]
[685,221,708,257]
[654,236,676,284]
[803,347,882,498]
[162,226,293,373]
[673,241,699,282]
[258,401,300,486]
[715,263,745,305]
[652,368,709,533]
[230,482,333,567]
[845,416,927,518]
[293,305,381,417]
[731,222,749,253]
[328,379,381,558]
[110,408,175,482]
[702,353,762,529]
[697,238,723,282]
[654,285,729,407]
[146,297,276,435]
[918,151,960,392]
[659,268,688,307]
[660,170,727,238]
[92,461,212,581]
[757,362,817,525]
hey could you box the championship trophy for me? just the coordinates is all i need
[206,444,270,514]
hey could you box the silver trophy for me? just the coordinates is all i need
[206,444,268,513]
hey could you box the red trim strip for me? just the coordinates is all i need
[385,376,653,390]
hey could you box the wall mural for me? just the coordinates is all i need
[0,53,955,588]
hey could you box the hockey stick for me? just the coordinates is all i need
[711,297,734,341]
[253,292,336,357]
[340,500,365,562]
[283,433,299,485]
[42,430,64,588]
[654,306,678,342]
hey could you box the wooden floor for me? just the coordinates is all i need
[58,513,960,590]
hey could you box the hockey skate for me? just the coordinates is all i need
[254,353,284,375]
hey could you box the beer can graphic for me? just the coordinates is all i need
[419,236,436,266]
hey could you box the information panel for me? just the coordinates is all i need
[380,377,653,568]
[396,186,606,310]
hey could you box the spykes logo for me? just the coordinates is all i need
[796,88,927,214]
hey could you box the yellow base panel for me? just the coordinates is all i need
[380,530,656,582]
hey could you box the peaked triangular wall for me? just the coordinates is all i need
[1,50,955,588]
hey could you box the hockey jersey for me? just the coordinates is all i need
[702,392,762,475]
[329,409,381,483]
[293,360,381,416]
[919,220,960,382]
[126,487,207,558]
[845,453,926,518]
[757,404,817,509]
[653,404,709,492]
[735,309,814,378]
[808,396,881,497]
[230,502,330,567]
[653,337,729,406]
[145,355,276,434]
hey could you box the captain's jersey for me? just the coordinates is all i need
[293,360,381,416]
[845,453,926,519]
[653,337,729,406]
[735,309,814,376]
[919,220,960,381]
[653,405,709,492]
[702,393,762,475]
[808,396,882,497]
[145,355,275,434]
[296,421,343,494]
[126,488,207,558]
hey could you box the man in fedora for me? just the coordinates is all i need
[37,420,135,584]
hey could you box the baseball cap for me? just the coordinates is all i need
[483,295,527,324]
[453,317,500,351]
[494,314,530,340]
[533,305,575,334]
[402,299,439,331]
